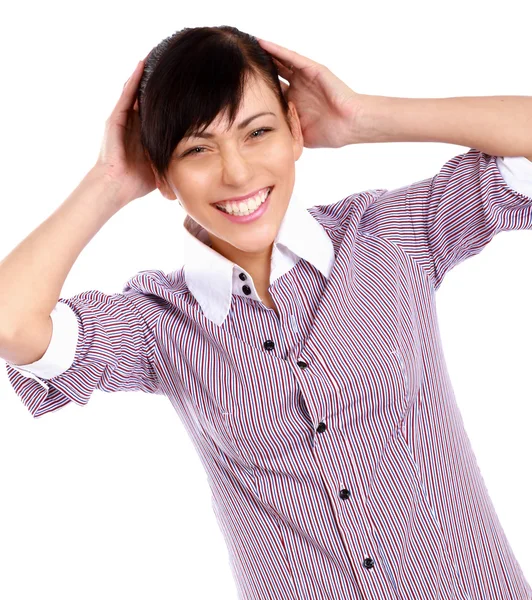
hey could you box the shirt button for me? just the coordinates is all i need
[339,488,351,500]
[263,340,275,351]
[242,285,251,295]
[316,422,327,433]
[239,273,247,281]
[297,360,308,369]
[363,557,375,570]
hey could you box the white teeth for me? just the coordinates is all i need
[215,188,271,215]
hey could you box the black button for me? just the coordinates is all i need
[363,557,375,570]
[317,422,327,433]
[339,488,351,500]
[297,360,308,369]
[242,285,251,295]
[239,273,247,281]
[263,340,275,351]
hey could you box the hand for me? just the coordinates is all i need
[94,57,156,207]
[257,37,363,149]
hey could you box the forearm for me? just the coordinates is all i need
[0,167,123,339]
[352,94,532,160]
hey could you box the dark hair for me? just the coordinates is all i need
[137,25,295,188]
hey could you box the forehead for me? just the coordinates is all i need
[198,77,278,134]
[237,75,276,108]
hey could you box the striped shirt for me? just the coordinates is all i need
[4,149,532,599]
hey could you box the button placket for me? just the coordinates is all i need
[290,324,379,577]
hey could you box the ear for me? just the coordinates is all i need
[287,101,304,161]
[150,163,178,201]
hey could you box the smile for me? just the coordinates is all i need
[214,187,273,224]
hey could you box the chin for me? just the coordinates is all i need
[227,230,276,253]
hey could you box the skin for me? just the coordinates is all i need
[153,75,304,306]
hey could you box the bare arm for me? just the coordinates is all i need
[0,56,155,366]
[0,167,123,364]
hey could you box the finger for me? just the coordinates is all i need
[272,56,293,80]
[257,37,313,71]
[280,81,289,97]
[123,59,145,88]
[119,60,144,103]
[111,61,145,121]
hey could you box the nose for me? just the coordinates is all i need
[220,148,256,187]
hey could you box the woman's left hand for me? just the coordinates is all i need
[257,37,363,149]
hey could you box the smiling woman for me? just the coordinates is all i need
[4,17,532,600]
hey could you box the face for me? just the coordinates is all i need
[155,75,304,272]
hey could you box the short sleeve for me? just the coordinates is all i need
[361,148,532,291]
[3,288,163,419]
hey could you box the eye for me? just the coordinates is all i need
[249,127,272,138]
[182,127,273,157]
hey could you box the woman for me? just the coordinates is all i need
[3,25,532,600]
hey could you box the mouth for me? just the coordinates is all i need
[213,186,273,215]
[214,186,274,223]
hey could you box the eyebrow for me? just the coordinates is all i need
[187,111,276,139]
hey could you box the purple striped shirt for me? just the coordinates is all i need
[4,148,532,599]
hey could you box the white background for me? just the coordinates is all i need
[0,0,531,598]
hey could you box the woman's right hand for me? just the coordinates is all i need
[93,58,157,208]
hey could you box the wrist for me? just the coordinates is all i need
[85,165,127,209]
[79,166,126,213]
[348,94,394,145]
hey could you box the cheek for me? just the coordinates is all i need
[175,173,211,201]
[263,144,294,169]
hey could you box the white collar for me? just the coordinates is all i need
[182,192,335,326]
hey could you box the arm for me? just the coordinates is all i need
[351,94,532,160]
[0,167,122,358]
